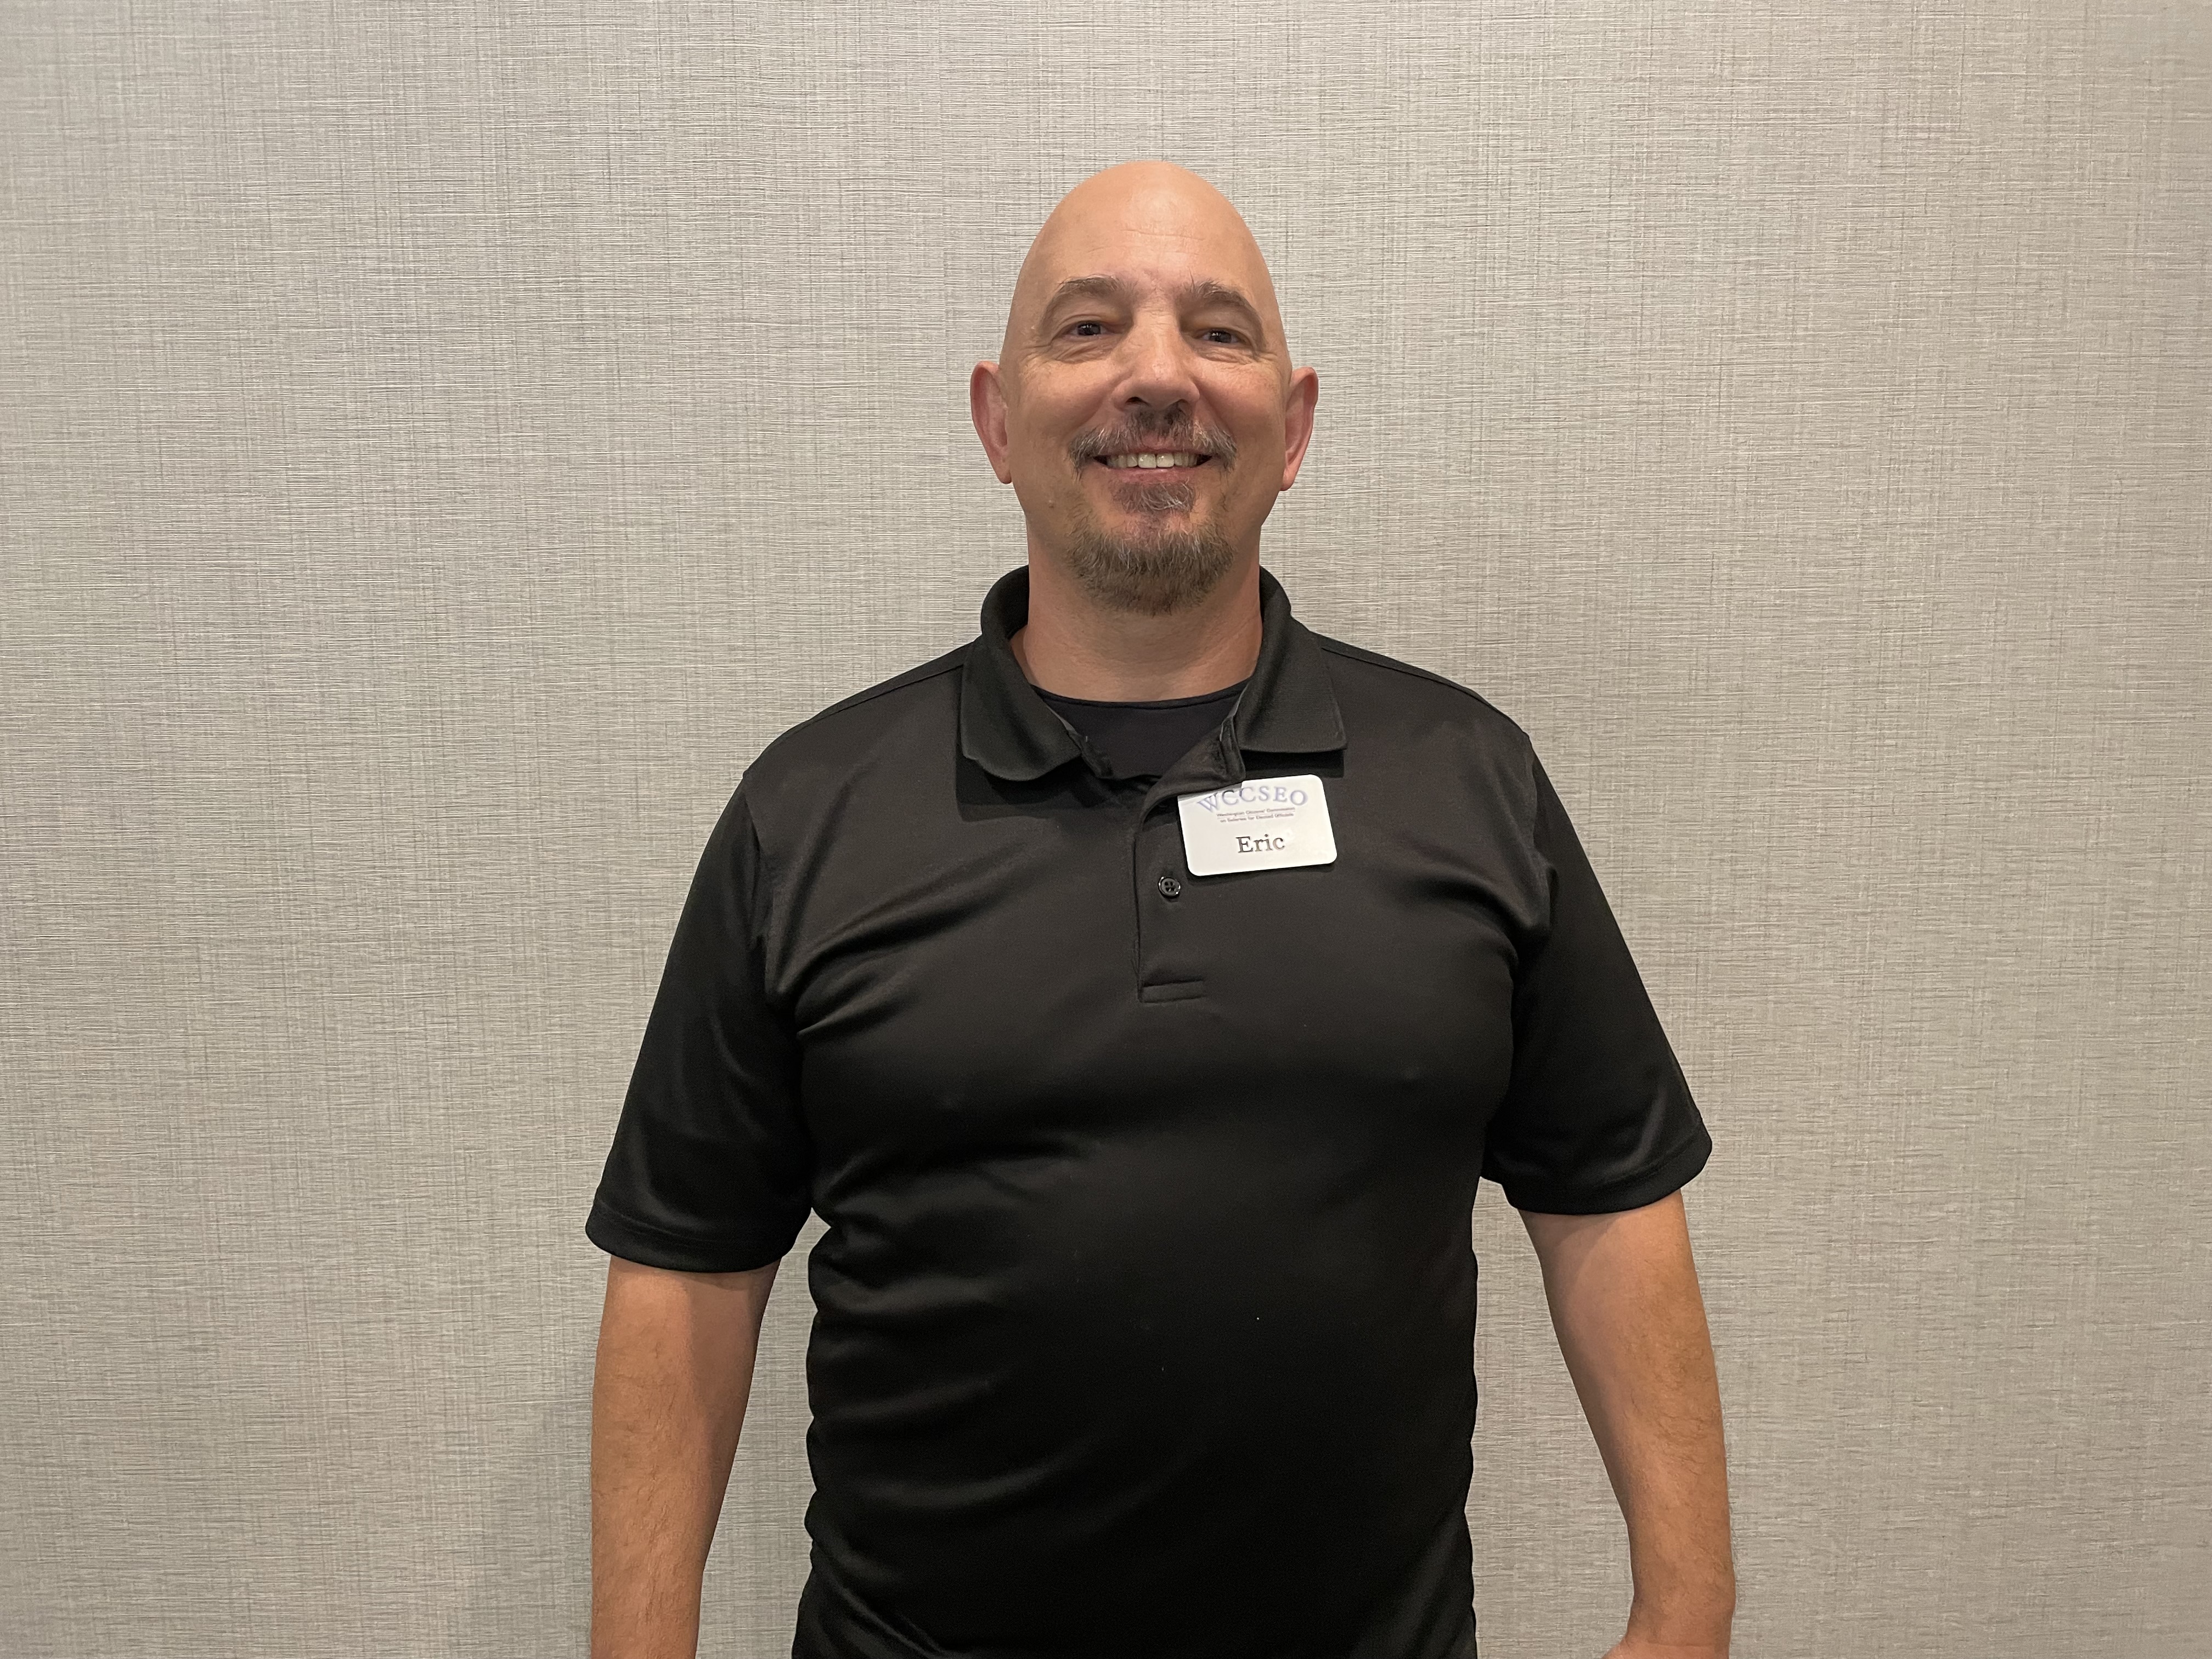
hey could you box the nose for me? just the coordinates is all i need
[1116,309,1201,416]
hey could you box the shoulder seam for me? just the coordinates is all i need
[781,646,968,737]
[1312,635,1528,735]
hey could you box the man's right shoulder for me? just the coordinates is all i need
[738,641,972,803]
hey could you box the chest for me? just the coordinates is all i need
[764,768,1533,1176]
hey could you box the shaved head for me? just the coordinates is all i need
[969,161,1317,622]
[1001,162,1291,389]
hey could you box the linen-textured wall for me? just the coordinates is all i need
[5,2,2206,1655]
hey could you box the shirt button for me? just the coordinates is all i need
[1156,874,1183,900]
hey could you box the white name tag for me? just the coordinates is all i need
[1176,774,1338,877]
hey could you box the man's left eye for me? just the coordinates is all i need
[1200,329,1241,345]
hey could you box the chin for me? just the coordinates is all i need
[1062,516,1238,617]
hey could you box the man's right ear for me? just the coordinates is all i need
[969,362,1015,485]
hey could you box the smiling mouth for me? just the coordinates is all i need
[1095,452,1211,471]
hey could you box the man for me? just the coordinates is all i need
[588,161,1734,1659]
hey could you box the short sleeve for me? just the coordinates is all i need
[585,787,813,1271]
[1480,754,1712,1214]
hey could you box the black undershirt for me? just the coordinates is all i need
[1035,680,1249,780]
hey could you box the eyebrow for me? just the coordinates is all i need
[1037,274,1268,340]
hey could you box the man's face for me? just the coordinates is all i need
[972,170,1318,615]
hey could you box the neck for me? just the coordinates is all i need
[1009,551,1263,701]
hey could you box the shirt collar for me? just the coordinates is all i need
[959,564,1347,785]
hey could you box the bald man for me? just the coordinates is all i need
[587,162,1735,1659]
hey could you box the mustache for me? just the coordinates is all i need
[1068,419,1238,468]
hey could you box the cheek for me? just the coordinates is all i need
[1009,427,1069,481]
[1211,394,1285,464]
[1225,426,1287,489]
[1008,437,1091,518]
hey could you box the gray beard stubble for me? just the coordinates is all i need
[1064,511,1236,618]
[1064,425,1240,617]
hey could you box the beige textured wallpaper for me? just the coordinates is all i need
[4,1,2207,1655]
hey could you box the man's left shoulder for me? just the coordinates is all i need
[1310,631,1533,754]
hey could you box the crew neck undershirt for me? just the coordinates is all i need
[1034,680,1249,780]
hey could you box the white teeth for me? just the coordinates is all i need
[1105,452,1202,469]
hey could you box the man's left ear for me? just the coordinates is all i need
[1279,366,1321,492]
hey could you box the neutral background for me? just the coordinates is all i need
[5,1,2207,1655]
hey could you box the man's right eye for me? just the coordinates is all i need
[1067,321,1106,338]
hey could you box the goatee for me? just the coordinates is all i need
[1064,514,1237,617]
[1062,414,1240,615]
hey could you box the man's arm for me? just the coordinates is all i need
[1520,1190,1735,1659]
[590,1255,780,1659]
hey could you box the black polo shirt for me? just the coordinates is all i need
[586,566,1711,1659]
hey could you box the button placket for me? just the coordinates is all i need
[1132,802,1211,999]
[1128,733,1239,1001]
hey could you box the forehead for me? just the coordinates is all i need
[1018,184,1280,328]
